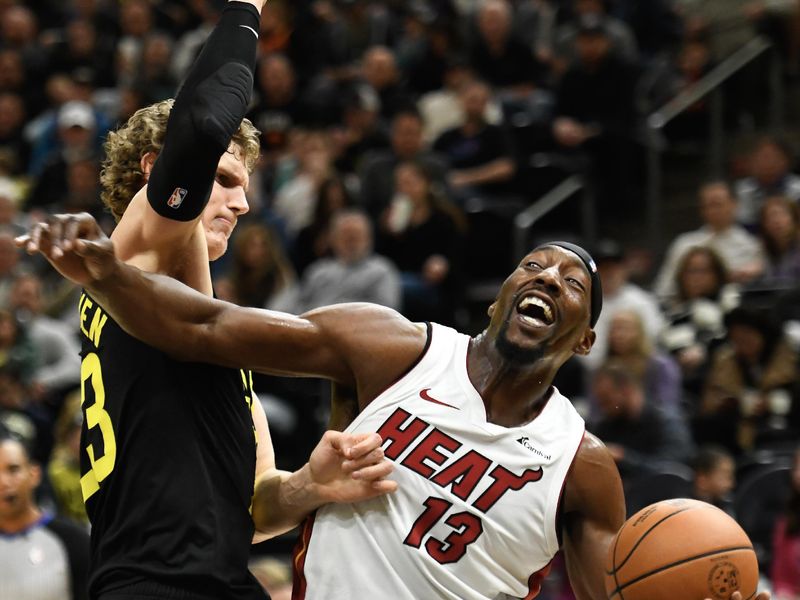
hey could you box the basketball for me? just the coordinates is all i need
[605,499,759,600]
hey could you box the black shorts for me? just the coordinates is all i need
[96,581,219,600]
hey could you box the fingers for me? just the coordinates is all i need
[350,460,394,483]
[342,432,383,460]
[342,446,387,474]
[18,213,103,256]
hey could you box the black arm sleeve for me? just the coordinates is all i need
[147,1,259,221]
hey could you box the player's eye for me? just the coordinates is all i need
[525,261,542,270]
[566,277,585,291]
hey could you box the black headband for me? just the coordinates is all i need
[534,241,603,327]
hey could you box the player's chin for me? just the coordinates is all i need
[206,233,229,262]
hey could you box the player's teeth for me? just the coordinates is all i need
[519,297,553,323]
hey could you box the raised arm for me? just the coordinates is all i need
[110,0,262,268]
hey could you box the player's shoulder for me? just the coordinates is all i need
[563,433,625,519]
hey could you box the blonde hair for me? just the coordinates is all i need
[100,99,260,222]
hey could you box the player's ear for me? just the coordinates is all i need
[573,328,595,356]
[487,302,497,318]
[139,152,157,180]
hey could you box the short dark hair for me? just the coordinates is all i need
[0,429,33,462]
[692,445,732,475]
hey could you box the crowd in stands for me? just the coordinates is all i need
[1,0,800,599]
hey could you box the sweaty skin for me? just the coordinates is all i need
[19,215,770,600]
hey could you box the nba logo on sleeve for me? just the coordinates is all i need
[167,187,188,209]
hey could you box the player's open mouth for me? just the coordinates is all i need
[516,294,555,328]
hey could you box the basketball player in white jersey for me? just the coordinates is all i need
[20,214,769,600]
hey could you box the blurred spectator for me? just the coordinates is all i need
[590,362,694,485]
[116,0,155,87]
[0,367,38,453]
[659,247,740,397]
[134,33,178,105]
[1,6,46,75]
[584,239,664,370]
[170,1,220,82]
[700,306,800,452]
[0,309,37,387]
[0,230,25,306]
[298,209,400,311]
[400,14,459,96]
[469,0,545,93]
[248,53,311,158]
[418,59,502,145]
[554,0,639,67]
[677,0,797,60]
[433,79,515,202]
[752,196,800,287]
[653,181,764,301]
[361,45,415,122]
[611,0,683,59]
[272,131,333,236]
[603,309,683,417]
[293,175,354,275]
[330,85,389,175]
[771,446,800,600]
[0,92,30,175]
[46,19,116,89]
[691,445,736,516]
[9,273,80,404]
[250,557,292,600]
[0,49,41,118]
[359,108,447,220]
[27,100,104,209]
[378,160,465,323]
[47,392,87,526]
[216,223,298,312]
[0,179,26,238]
[654,39,713,142]
[551,15,640,213]
[735,136,800,230]
[0,433,89,600]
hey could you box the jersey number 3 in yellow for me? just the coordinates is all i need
[80,353,117,501]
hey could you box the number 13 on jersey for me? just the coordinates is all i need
[80,352,117,501]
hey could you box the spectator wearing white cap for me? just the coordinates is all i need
[27,101,99,211]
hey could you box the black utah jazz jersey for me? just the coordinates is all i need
[77,292,267,600]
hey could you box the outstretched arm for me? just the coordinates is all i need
[20,214,426,401]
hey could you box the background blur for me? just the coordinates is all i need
[1,1,800,598]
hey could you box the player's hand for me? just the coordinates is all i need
[16,213,117,286]
[308,431,397,503]
[704,592,770,600]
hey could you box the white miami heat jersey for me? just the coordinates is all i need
[295,323,586,600]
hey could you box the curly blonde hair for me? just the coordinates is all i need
[100,99,261,222]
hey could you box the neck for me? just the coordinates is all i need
[0,505,41,535]
[467,332,560,427]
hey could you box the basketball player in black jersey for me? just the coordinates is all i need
[21,2,397,599]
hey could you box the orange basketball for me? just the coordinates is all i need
[605,499,759,600]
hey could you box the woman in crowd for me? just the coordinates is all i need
[772,447,800,600]
[293,174,354,275]
[753,196,800,287]
[604,309,683,416]
[701,307,799,453]
[216,222,298,312]
[659,246,739,397]
[377,160,465,324]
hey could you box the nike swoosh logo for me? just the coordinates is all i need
[419,388,460,410]
[239,24,259,39]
